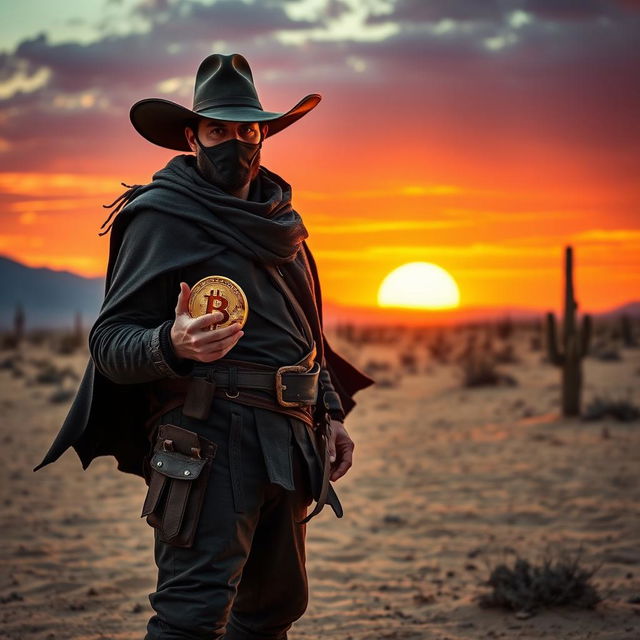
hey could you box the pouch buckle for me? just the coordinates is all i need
[275,364,310,407]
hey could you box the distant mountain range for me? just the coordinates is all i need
[0,256,105,330]
[0,254,638,329]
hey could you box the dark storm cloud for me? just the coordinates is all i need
[365,0,507,24]
[366,0,640,24]
[349,1,640,152]
[13,32,196,93]
[0,0,639,172]
[0,0,321,169]
[521,0,640,20]
[133,0,316,38]
[10,0,316,94]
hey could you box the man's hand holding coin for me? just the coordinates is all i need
[170,281,244,362]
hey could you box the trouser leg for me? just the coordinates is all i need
[225,442,314,640]
[145,400,267,640]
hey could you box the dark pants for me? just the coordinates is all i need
[144,397,313,640]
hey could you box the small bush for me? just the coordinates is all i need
[0,355,22,371]
[33,361,79,385]
[399,351,419,374]
[494,342,519,364]
[49,387,77,404]
[427,331,452,364]
[27,329,51,347]
[458,351,518,388]
[529,335,542,351]
[363,359,391,377]
[477,547,601,615]
[582,394,640,422]
[0,333,21,350]
[55,332,85,355]
[590,340,621,361]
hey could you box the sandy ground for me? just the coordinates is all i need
[1,325,639,639]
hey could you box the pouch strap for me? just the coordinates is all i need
[141,468,167,517]
[162,477,193,540]
[296,412,332,525]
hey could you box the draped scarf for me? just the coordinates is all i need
[100,153,324,365]
[100,154,309,265]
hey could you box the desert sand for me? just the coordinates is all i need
[1,321,639,639]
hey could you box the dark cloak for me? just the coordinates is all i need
[34,155,375,477]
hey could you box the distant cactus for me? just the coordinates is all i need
[74,311,83,343]
[620,313,637,348]
[545,246,592,417]
[495,314,514,340]
[530,318,544,351]
[13,304,25,343]
[427,330,452,364]
[56,311,86,355]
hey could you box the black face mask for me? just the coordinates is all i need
[194,129,262,193]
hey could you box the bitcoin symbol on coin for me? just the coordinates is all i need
[204,289,230,325]
[188,276,249,330]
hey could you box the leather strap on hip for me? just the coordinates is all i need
[296,411,332,525]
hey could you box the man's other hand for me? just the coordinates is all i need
[170,281,244,362]
[327,419,354,482]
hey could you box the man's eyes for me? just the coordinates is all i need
[208,126,256,135]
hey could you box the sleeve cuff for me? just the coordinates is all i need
[149,320,195,378]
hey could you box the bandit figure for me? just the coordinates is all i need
[34,52,375,639]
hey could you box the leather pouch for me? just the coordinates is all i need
[141,423,217,548]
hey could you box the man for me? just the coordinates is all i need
[34,53,374,639]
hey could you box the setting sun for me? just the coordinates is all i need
[377,262,460,310]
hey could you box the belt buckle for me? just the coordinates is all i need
[275,364,309,407]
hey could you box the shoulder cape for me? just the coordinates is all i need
[34,196,375,477]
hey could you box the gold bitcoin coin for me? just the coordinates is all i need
[188,275,249,330]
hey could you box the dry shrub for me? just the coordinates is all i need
[494,341,519,364]
[34,360,79,385]
[55,332,85,355]
[0,333,21,350]
[49,387,77,404]
[427,331,452,364]
[582,393,640,422]
[399,351,418,374]
[363,359,391,376]
[477,547,601,615]
[26,329,52,347]
[590,339,621,361]
[529,334,542,351]
[458,350,517,388]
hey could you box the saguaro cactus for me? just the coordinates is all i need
[621,313,637,348]
[13,304,25,344]
[545,246,592,417]
[74,311,84,345]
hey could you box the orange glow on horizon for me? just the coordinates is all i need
[0,163,638,315]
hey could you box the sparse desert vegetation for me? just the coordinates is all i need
[1,313,639,639]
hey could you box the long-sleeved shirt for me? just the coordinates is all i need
[89,243,341,495]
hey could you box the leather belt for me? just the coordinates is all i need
[150,344,319,429]
[193,359,321,407]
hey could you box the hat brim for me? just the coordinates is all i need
[130,94,321,151]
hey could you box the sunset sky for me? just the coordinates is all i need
[1,0,639,314]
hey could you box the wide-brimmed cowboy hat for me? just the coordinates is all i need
[130,53,321,151]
